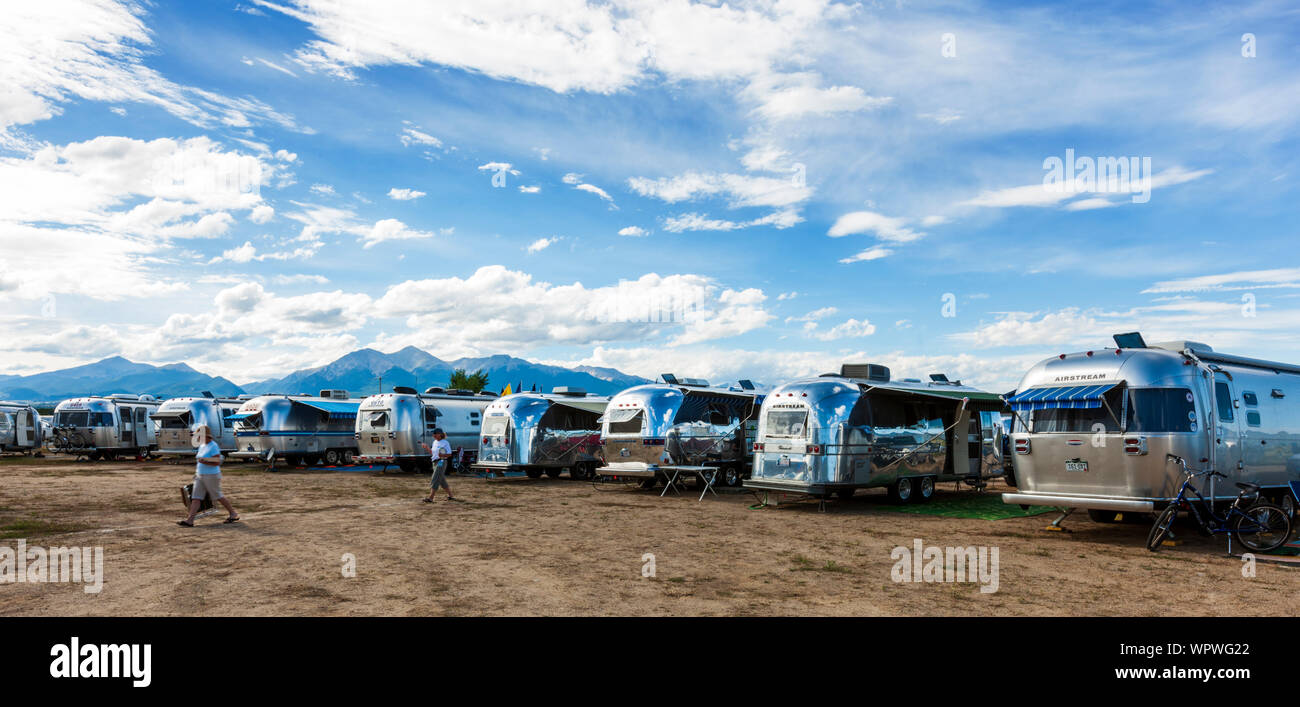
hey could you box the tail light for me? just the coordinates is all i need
[752,442,764,452]
[482,436,489,445]
[807,444,823,455]
[1014,438,1031,455]
[1123,436,1147,455]
[353,433,360,439]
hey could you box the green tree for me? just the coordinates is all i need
[447,368,489,393]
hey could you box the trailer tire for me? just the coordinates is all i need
[88,450,102,461]
[722,467,744,488]
[887,477,914,504]
[545,467,562,479]
[913,477,936,503]
[525,469,543,479]
[323,449,340,465]
[1087,509,1121,523]
[342,451,355,465]
[570,463,591,481]
[1002,467,1017,487]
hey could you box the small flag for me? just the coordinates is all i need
[502,383,513,396]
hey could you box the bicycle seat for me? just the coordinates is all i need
[1236,481,1260,493]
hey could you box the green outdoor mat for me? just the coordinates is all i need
[866,492,1055,521]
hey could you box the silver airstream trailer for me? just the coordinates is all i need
[472,387,610,479]
[1002,332,1300,523]
[228,390,362,467]
[596,375,764,489]
[0,401,44,454]
[49,394,160,460]
[745,364,1008,504]
[354,387,496,472]
[151,394,251,456]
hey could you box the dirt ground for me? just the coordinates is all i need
[0,454,1295,616]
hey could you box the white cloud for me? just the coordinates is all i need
[628,170,810,209]
[961,167,1213,209]
[0,1,302,144]
[838,247,894,264]
[526,237,559,253]
[370,266,772,356]
[399,127,442,148]
[309,183,335,196]
[787,306,837,323]
[249,204,275,223]
[744,72,891,120]
[562,172,582,185]
[361,218,438,249]
[807,318,876,341]
[1144,268,1300,294]
[827,211,924,242]
[618,226,648,237]
[518,185,540,194]
[574,182,613,202]
[388,187,426,200]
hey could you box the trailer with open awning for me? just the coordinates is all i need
[228,391,363,467]
[472,387,610,479]
[744,363,1010,506]
[1001,332,1300,523]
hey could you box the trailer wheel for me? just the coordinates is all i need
[323,449,340,465]
[1087,509,1121,523]
[887,477,914,504]
[638,477,658,490]
[342,451,355,465]
[570,463,590,481]
[545,467,562,479]
[722,467,744,488]
[525,469,543,479]
[1002,467,1017,487]
[88,450,102,461]
[913,477,936,503]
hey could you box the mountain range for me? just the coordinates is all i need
[0,348,652,403]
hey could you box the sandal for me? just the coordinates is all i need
[177,520,194,527]
[422,497,434,503]
[223,516,241,524]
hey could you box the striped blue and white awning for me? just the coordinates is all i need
[1007,383,1119,412]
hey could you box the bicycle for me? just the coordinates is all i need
[1146,454,1292,553]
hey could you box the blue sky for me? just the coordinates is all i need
[1,0,1298,392]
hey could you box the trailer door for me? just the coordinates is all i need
[19,409,36,446]
[1213,375,1244,483]
[119,406,135,447]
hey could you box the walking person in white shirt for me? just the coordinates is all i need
[179,425,240,526]
[421,428,456,502]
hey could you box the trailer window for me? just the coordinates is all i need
[157,414,191,429]
[606,409,644,435]
[765,410,808,438]
[233,413,262,431]
[1246,411,1261,427]
[1126,388,1198,433]
[55,411,88,427]
[482,417,508,438]
[1242,392,1258,407]
[1215,382,1234,422]
[90,412,114,427]
[365,411,389,429]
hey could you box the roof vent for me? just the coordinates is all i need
[660,373,679,384]
[737,379,756,390]
[423,387,445,395]
[551,386,587,396]
[840,363,890,382]
[392,386,418,395]
[318,389,349,400]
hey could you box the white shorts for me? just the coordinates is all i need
[192,474,224,500]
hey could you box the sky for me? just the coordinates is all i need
[1,0,1298,393]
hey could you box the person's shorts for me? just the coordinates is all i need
[192,473,224,500]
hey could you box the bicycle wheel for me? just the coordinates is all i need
[1146,505,1179,552]
[1231,503,1292,553]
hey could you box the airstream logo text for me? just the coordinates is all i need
[0,540,103,594]
[1054,374,1108,382]
[891,539,999,594]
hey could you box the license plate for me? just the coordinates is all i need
[371,436,379,443]
[778,455,791,467]
[1065,460,1089,472]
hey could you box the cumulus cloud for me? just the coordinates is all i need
[388,187,426,200]
[526,237,559,253]
[618,225,648,237]
[361,218,438,249]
